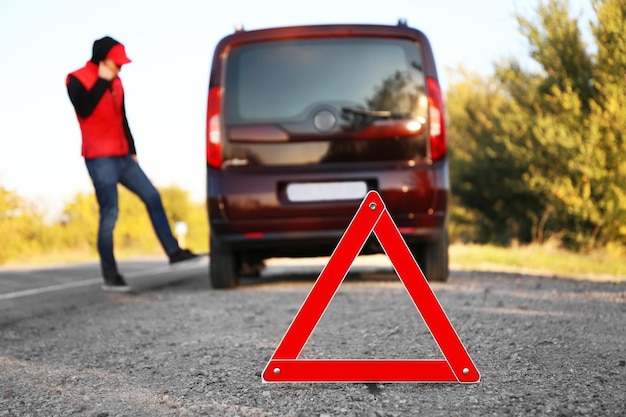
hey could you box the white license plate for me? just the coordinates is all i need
[286,181,367,202]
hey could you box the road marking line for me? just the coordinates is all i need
[0,259,208,301]
[0,278,102,300]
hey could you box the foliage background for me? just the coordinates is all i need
[0,185,208,265]
[447,0,626,254]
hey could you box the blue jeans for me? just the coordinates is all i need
[85,155,179,279]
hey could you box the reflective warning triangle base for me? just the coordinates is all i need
[262,191,480,383]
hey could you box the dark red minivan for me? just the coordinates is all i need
[207,22,449,288]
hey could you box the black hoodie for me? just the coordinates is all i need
[90,36,121,64]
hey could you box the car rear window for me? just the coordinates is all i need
[224,38,426,125]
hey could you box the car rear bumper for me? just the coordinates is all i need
[210,212,446,258]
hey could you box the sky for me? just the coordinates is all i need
[0,0,595,218]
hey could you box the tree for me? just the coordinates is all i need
[505,0,601,247]
[517,0,594,111]
[587,0,626,248]
[159,185,208,252]
[447,69,543,244]
[0,183,208,265]
[448,0,626,251]
[0,186,50,263]
[55,191,99,250]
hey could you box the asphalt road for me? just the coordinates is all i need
[0,256,624,416]
[0,258,207,326]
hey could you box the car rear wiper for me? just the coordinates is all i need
[342,107,393,119]
[339,106,422,136]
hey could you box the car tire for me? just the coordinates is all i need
[413,231,449,282]
[424,231,449,282]
[209,232,239,289]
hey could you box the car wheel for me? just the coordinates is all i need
[411,232,449,282]
[209,232,239,289]
[422,231,449,282]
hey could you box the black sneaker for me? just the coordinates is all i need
[169,249,202,264]
[101,274,131,292]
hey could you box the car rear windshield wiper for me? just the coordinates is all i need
[342,107,393,118]
[342,106,411,120]
[342,106,412,128]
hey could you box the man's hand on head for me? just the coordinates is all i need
[98,61,117,81]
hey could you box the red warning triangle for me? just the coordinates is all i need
[262,191,480,383]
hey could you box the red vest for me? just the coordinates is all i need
[67,62,129,158]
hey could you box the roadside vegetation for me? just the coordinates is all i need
[447,0,626,254]
[0,185,208,266]
[450,243,625,281]
[1,0,624,279]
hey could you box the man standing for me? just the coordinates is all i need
[66,36,199,292]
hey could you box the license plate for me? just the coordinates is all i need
[286,181,367,202]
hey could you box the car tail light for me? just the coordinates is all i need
[206,86,222,169]
[426,77,447,161]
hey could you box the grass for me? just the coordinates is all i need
[450,243,626,283]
